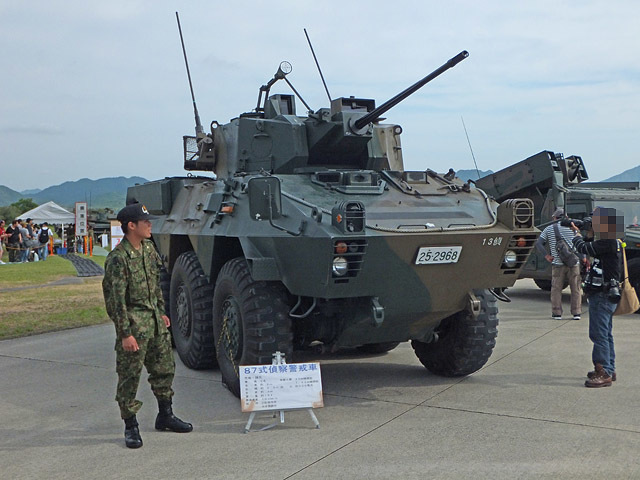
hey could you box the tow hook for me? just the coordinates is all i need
[371,297,384,327]
[467,292,481,319]
[489,287,511,303]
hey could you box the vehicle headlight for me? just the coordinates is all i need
[332,257,349,276]
[503,250,518,268]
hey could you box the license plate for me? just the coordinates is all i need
[415,246,462,264]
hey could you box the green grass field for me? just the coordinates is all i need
[0,255,77,287]
[0,253,110,339]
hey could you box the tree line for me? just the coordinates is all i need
[0,198,38,223]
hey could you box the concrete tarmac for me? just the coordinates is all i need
[1,278,640,479]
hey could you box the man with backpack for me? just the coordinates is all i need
[535,208,584,320]
[38,222,51,261]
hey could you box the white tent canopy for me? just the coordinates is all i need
[20,201,75,224]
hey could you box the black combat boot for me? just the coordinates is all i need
[155,398,193,433]
[124,415,143,449]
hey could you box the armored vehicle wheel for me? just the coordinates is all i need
[169,251,216,369]
[411,289,498,376]
[356,342,401,354]
[212,257,293,398]
[627,257,640,314]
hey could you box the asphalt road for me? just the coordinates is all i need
[2,279,640,479]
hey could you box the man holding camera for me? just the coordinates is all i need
[535,208,583,320]
[570,207,623,388]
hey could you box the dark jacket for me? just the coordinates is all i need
[6,225,21,245]
[572,236,621,289]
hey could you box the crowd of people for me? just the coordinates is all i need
[0,218,52,264]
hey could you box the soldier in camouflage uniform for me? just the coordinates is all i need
[103,203,192,449]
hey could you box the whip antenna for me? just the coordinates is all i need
[304,28,332,103]
[176,12,203,135]
[461,116,481,179]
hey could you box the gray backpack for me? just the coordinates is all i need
[553,223,579,267]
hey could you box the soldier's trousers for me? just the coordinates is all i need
[115,331,175,419]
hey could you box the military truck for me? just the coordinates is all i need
[476,150,640,297]
[128,45,539,397]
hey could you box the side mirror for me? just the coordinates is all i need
[248,177,282,220]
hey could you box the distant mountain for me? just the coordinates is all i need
[20,188,42,195]
[455,168,494,181]
[0,185,23,206]
[603,166,640,183]
[91,190,138,209]
[0,176,148,209]
[32,176,148,209]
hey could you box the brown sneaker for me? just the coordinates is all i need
[585,364,613,388]
[587,370,616,381]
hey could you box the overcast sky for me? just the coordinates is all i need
[1,0,638,191]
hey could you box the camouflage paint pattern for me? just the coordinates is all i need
[130,169,537,347]
[103,237,167,339]
[115,331,174,418]
[103,237,174,419]
[127,62,539,350]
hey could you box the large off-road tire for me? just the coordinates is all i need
[411,289,498,376]
[212,257,292,397]
[626,257,640,314]
[169,251,216,369]
[356,342,401,354]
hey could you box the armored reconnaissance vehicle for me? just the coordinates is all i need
[477,150,640,300]
[128,28,538,396]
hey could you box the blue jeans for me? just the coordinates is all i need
[587,291,617,375]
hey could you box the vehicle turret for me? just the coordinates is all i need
[182,51,468,178]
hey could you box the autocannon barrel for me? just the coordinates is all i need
[352,50,469,131]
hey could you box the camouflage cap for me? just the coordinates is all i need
[552,208,565,219]
[117,203,153,224]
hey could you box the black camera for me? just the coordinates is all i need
[560,216,592,231]
[606,279,621,303]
